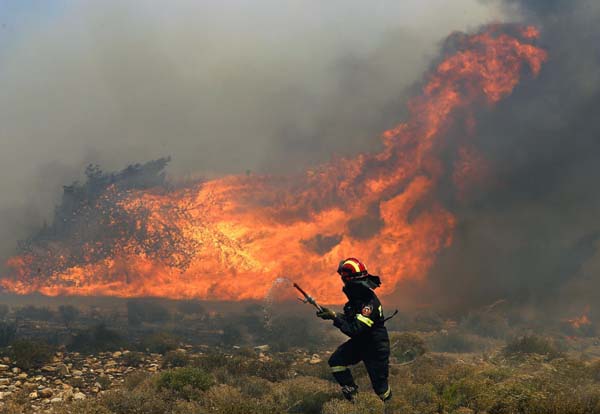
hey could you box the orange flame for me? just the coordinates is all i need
[563,305,592,329]
[1,26,547,304]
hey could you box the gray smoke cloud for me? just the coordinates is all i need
[411,0,600,315]
[0,0,506,260]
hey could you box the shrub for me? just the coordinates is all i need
[162,350,189,368]
[9,339,55,370]
[391,332,427,363]
[156,367,214,400]
[272,376,338,414]
[322,393,383,414]
[203,384,274,414]
[240,358,291,382]
[503,335,563,359]
[100,386,172,414]
[123,371,150,391]
[97,375,112,390]
[236,376,273,399]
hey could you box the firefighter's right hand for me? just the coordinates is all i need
[316,307,337,320]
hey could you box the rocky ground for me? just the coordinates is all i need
[0,345,325,414]
[0,349,165,412]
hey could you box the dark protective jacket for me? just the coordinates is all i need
[332,283,389,347]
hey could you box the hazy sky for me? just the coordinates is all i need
[0,0,510,255]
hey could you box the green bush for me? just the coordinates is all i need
[8,339,55,370]
[391,332,427,363]
[156,367,214,400]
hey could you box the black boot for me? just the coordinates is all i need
[341,384,358,401]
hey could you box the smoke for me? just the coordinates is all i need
[412,0,600,313]
[0,0,506,262]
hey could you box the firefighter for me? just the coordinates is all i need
[316,258,392,403]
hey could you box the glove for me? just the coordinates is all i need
[316,307,337,320]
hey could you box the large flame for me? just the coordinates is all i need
[1,25,547,303]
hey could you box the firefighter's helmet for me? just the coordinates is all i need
[337,257,382,289]
[337,258,369,282]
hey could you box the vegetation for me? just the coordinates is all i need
[156,367,214,399]
[7,339,55,370]
[503,335,564,359]
[1,299,600,414]
[391,332,427,363]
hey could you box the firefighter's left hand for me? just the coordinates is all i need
[316,307,337,320]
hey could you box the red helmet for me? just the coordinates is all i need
[337,258,369,282]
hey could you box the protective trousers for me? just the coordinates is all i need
[328,338,391,401]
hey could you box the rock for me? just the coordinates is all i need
[11,367,21,374]
[39,388,53,398]
[41,365,56,373]
[254,345,270,352]
[29,391,39,399]
[72,370,83,377]
[0,365,8,372]
[0,379,9,386]
[56,363,69,376]
[73,392,86,400]
[112,351,122,358]
[17,373,28,380]
[51,397,62,403]
[309,354,322,364]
